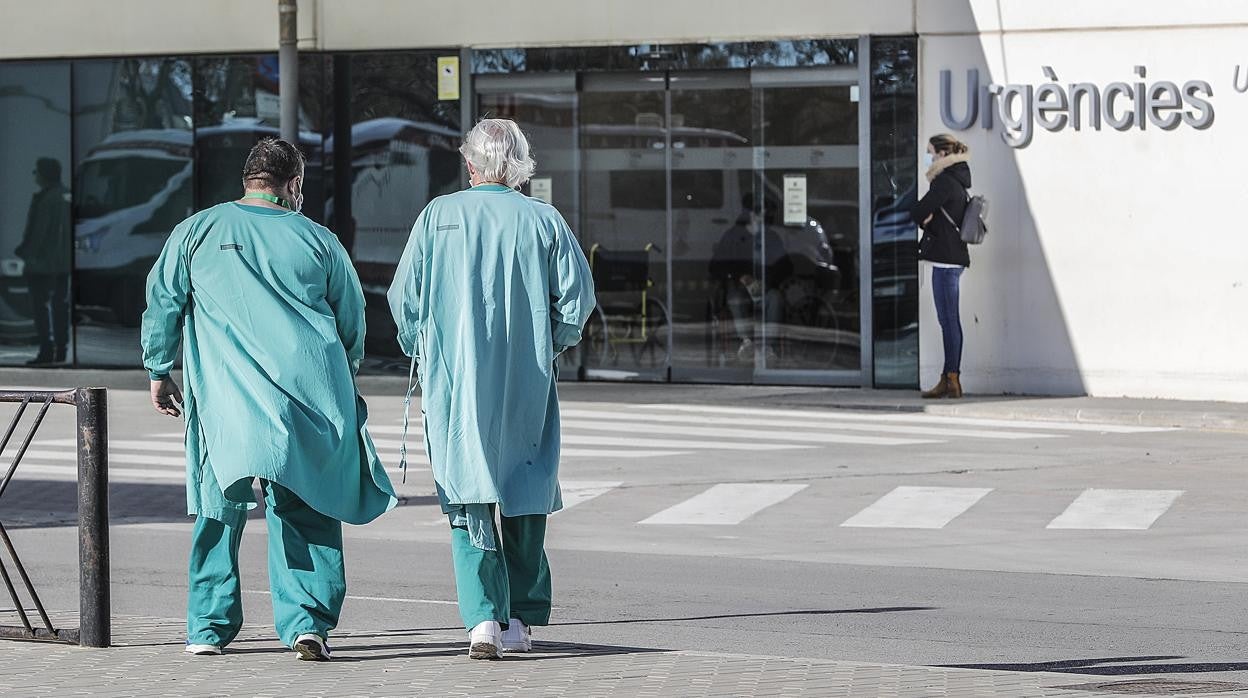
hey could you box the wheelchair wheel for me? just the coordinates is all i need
[633,298,671,369]
[581,305,611,367]
[782,294,842,370]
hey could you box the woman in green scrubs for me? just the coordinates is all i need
[388,119,596,659]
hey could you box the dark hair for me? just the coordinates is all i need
[34,157,62,183]
[241,137,305,189]
[929,133,969,156]
[741,193,780,225]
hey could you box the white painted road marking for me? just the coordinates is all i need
[35,438,184,452]
[841,486,994,529]
[558,481,624,511]
[1047,489,1184,530]
[560,408,1063,441]
[16,463,186,482]
[19,449,186,467]
[561,419,937,447]
[639,404,1175,433]
[639,483,808,525]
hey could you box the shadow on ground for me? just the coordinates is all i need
[940,655,1248,675]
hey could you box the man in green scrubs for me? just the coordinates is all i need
[389,119,596,659]
[142,138,397,661]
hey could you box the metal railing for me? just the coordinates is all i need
[0,388,108,647]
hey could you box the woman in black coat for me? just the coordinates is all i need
[911,133,971,398]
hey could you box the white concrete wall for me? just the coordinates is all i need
[0,0,914,59]
[917,7,1248,400]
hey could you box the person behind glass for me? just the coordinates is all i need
[709,194,792,362]
[19,158,71,366]
[911,133,972,399]
[388,119,596,660]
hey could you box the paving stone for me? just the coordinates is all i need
[0,614,1168,696]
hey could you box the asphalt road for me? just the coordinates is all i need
[4,383,1247,686]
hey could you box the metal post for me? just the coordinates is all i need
[279,0,299,143]
[75,388,109,648]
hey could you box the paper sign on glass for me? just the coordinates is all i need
[783,174,807,226]
[437,56,460,101]
[530,177,553,203]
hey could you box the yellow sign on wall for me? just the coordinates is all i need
[438,56,460,101]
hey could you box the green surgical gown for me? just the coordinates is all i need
[142,203,397,526]
[387,184,596,516]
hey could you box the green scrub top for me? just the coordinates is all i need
[387,185,596,516]
[142,202,397,526]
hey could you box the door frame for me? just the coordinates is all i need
[469,34,873,387]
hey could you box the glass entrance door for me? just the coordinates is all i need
[472,63,868,386]
[752,71,863,379]
[578,73,670,381]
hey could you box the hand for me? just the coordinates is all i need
[150,377,183,418]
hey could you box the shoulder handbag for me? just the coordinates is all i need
[940,192,990,245]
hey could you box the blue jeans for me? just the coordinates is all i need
[932,266,964,375]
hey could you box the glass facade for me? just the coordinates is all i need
[0,62,72,365]
[0,38,918,386]
[869,36,919,388]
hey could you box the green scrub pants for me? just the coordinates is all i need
[449,507,552,631]
[187,480,345,648]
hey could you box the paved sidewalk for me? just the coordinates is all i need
[1,368,1247,432]
[11,614,1244,697]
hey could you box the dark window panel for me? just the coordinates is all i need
[473,40,857,74]
[869,36,920,388]
[0,62,72,366]
[72,58,193,366]
[345,51,463,367]
[192,54,330,223]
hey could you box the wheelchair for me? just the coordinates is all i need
[580,243,671,371]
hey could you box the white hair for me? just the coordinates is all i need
[459,118,537,188]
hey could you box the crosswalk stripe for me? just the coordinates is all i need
[1046,489,1183,530]
[639,483,808,525]
[15,461,430,483]
[637,404,1174,434]
[563,448,688,458]
[561,408,1062,441]
[840,486,994,529]
[36,439,184,452]
[374,426,808,452]
[558,481,624,511]
[562,435,807,451]
[419,480,626,526]
[15,464,186,482]
[560,419,936,447]
[18,450,186,467]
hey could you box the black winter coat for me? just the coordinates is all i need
[911,161,972,268]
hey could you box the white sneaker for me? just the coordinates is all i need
[184,643,222,656]
[501,619,532,652]
[293,633,331,662]
[468,620,502,660]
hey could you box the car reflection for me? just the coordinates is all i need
[72,123,323,327]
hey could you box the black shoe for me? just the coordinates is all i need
[53,347,67,364]
[293,633,331,661]
[25,349,54,366]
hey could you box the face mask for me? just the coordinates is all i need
[288,178,304,213]
[923,152,935,169]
